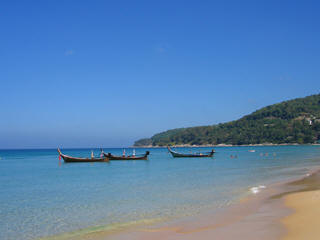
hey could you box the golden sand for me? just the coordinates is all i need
[282,190,320,240]
[43,170,320,240]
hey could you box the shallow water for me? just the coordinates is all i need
[0,146,320,240]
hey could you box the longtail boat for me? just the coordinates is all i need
[167,146,215,158]
[101,149,149,160]
[58,149,109,163]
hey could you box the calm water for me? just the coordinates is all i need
[1,146,320,240]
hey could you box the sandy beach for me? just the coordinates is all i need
[282,190,320,240]
[280,170,320,240]
[57,169,320,240]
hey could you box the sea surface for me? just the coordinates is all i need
[1,146,320,240]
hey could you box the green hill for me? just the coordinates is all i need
[134,94,320,146]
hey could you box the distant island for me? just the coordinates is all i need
[134,94,320,147]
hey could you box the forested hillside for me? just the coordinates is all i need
[134,94,320,146]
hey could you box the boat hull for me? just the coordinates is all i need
[102,151,149,160]
[61,156,109,163]
[168,147,214,158]
[58,149,109,163]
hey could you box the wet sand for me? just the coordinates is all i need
[71,182,290,240]
[107,192,288,240]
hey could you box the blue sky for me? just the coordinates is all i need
[1,0,320,148]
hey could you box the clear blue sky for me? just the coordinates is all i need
[1,0,320,148]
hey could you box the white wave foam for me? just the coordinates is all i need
[250,185,266,194]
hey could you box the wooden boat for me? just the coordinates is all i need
[57,149,109,163]
[101,149,149,160]
[167,146,215,158]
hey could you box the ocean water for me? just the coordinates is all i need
[1,146,320,240]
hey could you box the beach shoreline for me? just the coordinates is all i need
[280,169,320,240]
[132,143,320,148]
[105,168,320,240]
[43,166,320,240]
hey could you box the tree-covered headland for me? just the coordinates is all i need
[134,94,320,146]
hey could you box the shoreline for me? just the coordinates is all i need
[280,170,320,240]
[105,169,320,240]
[42,166,320,240]
[132,143,320,148]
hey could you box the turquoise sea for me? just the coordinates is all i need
[1,146,320,240]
